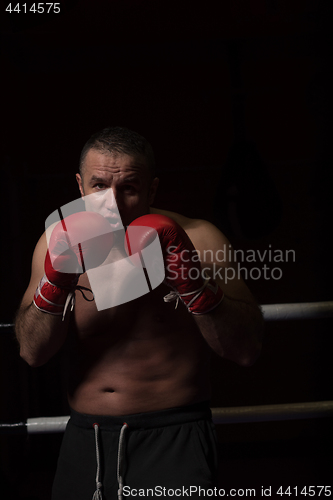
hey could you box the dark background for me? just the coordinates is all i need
[1,0,332,498]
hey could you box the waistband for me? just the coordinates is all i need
[69,401,212,431]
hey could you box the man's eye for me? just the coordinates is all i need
[94,183,107,190]
[123,185,135,192]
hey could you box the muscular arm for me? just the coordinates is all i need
[189,221,264,366]
[14,233,71,367]
[194,295,263,366]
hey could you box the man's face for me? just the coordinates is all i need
[76,149,159,227]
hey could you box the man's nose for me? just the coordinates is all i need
[104,188,119,211]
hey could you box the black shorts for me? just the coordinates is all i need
[52,401,218,499]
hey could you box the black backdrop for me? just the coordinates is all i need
[1,1,332,498]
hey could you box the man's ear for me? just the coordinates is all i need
[149,177,159,205]
[76,173,84,198]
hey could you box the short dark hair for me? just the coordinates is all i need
[79,126,156,178]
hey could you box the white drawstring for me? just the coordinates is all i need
[117,423,129,500]
[92,424,103,500]
[92,422,129,500]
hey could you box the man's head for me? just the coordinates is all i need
[76,127,159,227]
[79,126,156,180]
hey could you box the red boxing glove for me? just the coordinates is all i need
[34,211,114,317]
[125,214,224,314]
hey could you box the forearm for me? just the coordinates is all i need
[14,302,71,367]
[194,296,264,366]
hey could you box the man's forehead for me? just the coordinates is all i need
[83,149,149,178]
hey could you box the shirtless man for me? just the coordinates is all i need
[15,127,264,500]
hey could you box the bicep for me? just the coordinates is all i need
[205,262,255,304]
[194,222,257,305]
[20,233,48,309]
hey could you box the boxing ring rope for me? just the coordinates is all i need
[1,301,332,435]
[1,401,333,435]
[260,301,333,321]
[1,302,332,330]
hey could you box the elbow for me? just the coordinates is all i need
[234,325,264,366]
[238,325,264,366]
[221,341,262,367]
[19,348,47,368]
[237,342,262,367]
[239,316,264,366]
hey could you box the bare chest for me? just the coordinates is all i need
[73,265,194,341]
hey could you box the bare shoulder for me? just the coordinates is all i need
[151,207,256,303]
[150,207,196,229]
[150,207,229,255]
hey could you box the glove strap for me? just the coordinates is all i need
[164,273,224,314]
[33,275,94,321]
